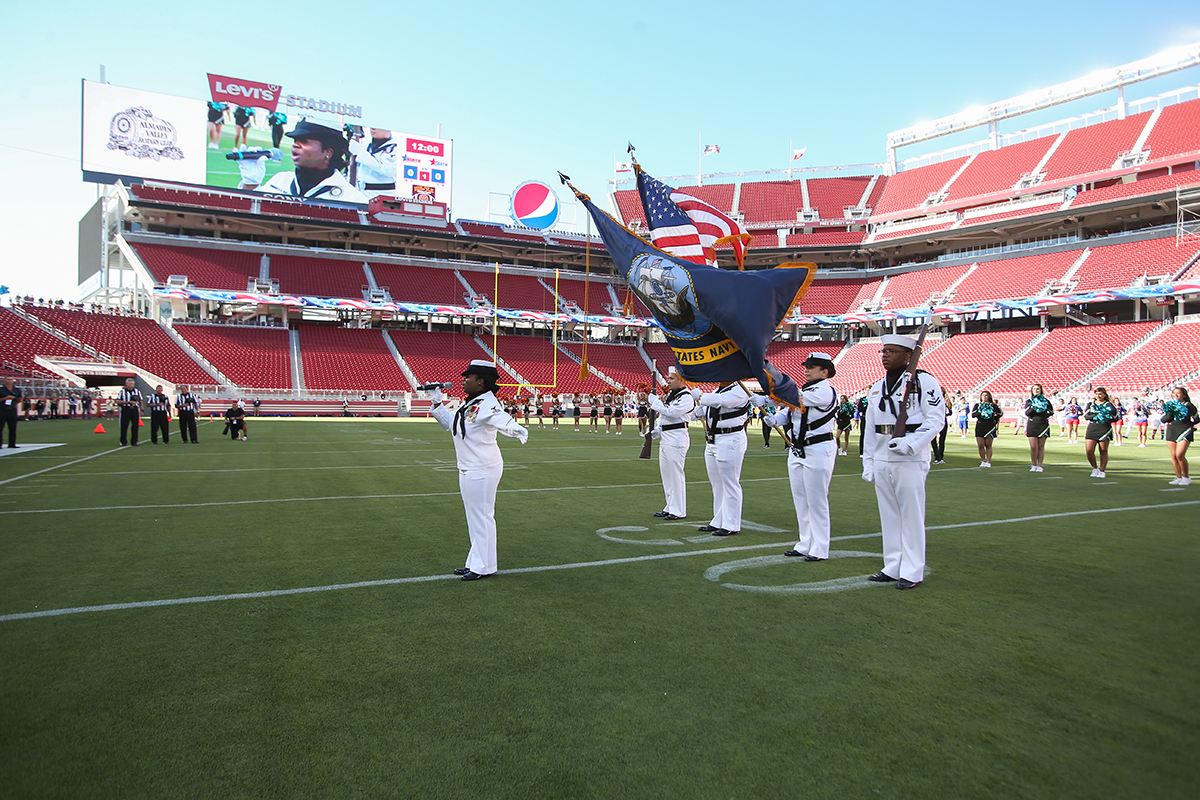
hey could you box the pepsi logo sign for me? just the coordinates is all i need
[510,181,559,230]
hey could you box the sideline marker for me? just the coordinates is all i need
[93,423,106,433]
[138,418,145,427]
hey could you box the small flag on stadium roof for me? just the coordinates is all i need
[635,165,751,270]
[616,161,633,172]
[559,174,815,408]
[702,144,720,157]
[792,147,807,160]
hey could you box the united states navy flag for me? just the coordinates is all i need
[568,183,815,408]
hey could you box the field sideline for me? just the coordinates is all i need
[1,416,1195,799]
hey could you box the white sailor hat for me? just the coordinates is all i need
[802,352,836,377]
[880,334,918,351]
[462,359,499,378]
[667,366,678,377]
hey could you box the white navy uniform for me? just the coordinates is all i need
[696,383,751,533]
[649,387,696,517]
[257,169,370,204]
[862,368,945,583]
[350,136,398,198]
[430,390,528,576]
[765,378,839,559]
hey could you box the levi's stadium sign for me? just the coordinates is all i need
[207,73,281,112]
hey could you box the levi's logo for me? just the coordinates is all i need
[207,73,281,111]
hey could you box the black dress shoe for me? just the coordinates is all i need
[867,571,896,582]
[663,513,683,521]
[712,529,738,536]
[698,525,718,532]
[653,511,669,518]
[453,567,471,576]
[461,571,491,581]
[804,555,827,562]
[896,578,920,590]
[783,549,805,557]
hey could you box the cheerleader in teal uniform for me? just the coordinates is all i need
[1162,387,1198,486]
[1083,387,1117,478]
[971,391,1002,468]
[1024,384,1053,473]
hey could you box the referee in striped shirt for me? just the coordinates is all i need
[117,378,143,447]
[148,384,172,444]
[175,384,200,444]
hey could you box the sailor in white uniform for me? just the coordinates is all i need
[349,128,398,198]
[648,366,695,520]
[692,381,751,536]
[861,334,946,589]
[752,353,839,561]
[237,119,369,204]
[429,360,529,581]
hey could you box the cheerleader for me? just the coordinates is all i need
[1162,387,1198,486]
[573,393,583,431]
[551,396,563,429]
[603,393,614,433]
[1064,397,1083,443]
[589,394,600,432]
[614,393,624,435]
[972,391,1002,468]
[1112,397,1126,446]
[1024,384,1053,472]
[835,395,855,456]
[1083,387,1117,478]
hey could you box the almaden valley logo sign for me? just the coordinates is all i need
[108,106,184,162]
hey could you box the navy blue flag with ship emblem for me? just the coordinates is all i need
[565,180,816,408]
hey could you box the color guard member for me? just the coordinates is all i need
[862,335,946,589]
[692,381,751,536]
[649,367,695,521]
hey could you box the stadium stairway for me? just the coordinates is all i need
[1061,319,1170,394]
[289,330,305,393]
[473,335,532,389]
[162,322,233,388]
[553,342,623,392]
[382,332,420,390]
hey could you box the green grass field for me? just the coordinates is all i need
[1,416,1196,799]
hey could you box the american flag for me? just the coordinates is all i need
[635,167,751,269]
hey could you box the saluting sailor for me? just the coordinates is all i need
[429,360,529,581]
[237,119,369,204]
[649,367,696,521]
[692,380,751,536]
[751,353,839,561]
[861,334,946,589]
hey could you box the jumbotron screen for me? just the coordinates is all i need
[81,77,452,209]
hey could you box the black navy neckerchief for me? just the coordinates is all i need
[453,393,485,438]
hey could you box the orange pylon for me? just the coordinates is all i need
[93,423,106,433]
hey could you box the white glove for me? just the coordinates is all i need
[747,393,768,408]
[347,136,367,157]
[690,389,702,402]
[515,426,529,445]
[647,395,665,412]
[888,437,914,456]
[427,387,443,404]
[650,425,662,440]
[861,469,874,483]
[237,156,268,187]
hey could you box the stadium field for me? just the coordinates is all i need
[1,417,1195,798]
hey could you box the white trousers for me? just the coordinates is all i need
[659,440,689,516]
[459,465,502,575]
[705,431,747,531]
[873,459,929,583]
[787,440,836,559]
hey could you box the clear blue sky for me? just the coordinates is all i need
[2,0,1198,301]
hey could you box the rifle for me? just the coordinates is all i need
[890,321,930,438]
[639,359,657,459]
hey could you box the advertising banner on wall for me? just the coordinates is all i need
[81,80,207,184]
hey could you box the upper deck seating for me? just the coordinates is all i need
[370,262,469,305]
[806,176,875,220]
[1141,98,1200,162]
[739,181,806,225]
[1041,111,1152,183]
[944,137,1057,202]
[797,278,868,316]
[132,242,260,290]
[1071,238,1198,292]
[296,324,410,391]
[951,250,1079,304]
[880,263,973,310]
[270,255,367,299]
[459,270,555,311]
[872,157,969,217]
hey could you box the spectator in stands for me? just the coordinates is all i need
[0,376,21,449]
[236,120,369,204]
[1025,384,1053,473]
[223,400,247,441]
[206,101,227,150]
[232,106,254,151]
[1132,399,1150,447]
[117,378,143,447]
[1064,397,1083,444]
[1083,388,1117,478]
[573,393,582,432]
[427,360,529,581]
[972,391,1002,468]
[1162,387,1197,486]
[836,395,855,457]
[930,389,951,465]
[1112,398,1127,446]
[348,128,398,199]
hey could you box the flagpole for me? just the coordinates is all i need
[788,137,793,182]
[698,129,702,187]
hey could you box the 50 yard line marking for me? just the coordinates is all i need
[1,500,1195,624]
